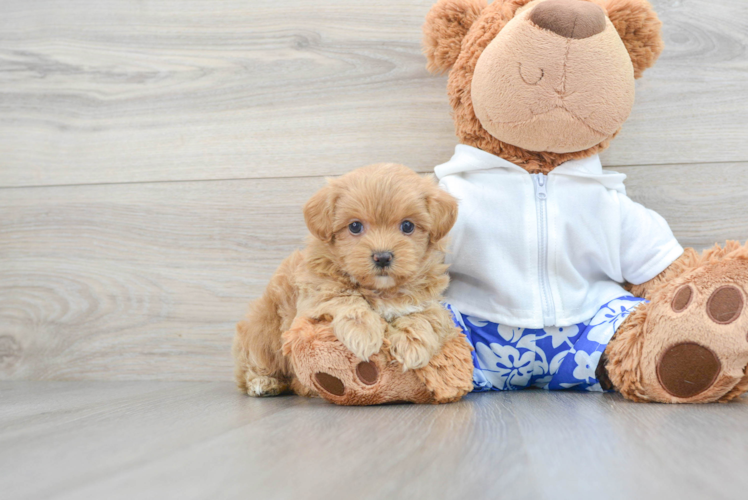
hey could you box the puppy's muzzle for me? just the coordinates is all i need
[372,251,394,268]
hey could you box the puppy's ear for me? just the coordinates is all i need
[426,183,458,243]
[605,0,664,78]
[303,182,337,242]
[423,0,487,74]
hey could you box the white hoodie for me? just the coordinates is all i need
[436,145,683,329]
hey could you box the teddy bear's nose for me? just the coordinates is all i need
[530,0,606,39]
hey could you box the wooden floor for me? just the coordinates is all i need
[2,0,748,498]
[1,381,747,500]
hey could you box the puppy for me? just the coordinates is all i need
[232,163,459,396]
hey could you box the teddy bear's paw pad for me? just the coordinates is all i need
[643,269,748,402]
[314,372,346,397]
[355,361,379,385]
[670,283,745,325]
[656,342,721,399]
[705,285,744,324]
[671,285,693,312]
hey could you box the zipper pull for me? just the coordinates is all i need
[533,174,548,200]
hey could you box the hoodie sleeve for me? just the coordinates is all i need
[618,194,684,285]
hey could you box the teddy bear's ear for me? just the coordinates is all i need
[423,0,488,74]
[303,181,338,242]
[426,182,458,243]
[604,0,664,78]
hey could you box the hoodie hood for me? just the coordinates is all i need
[434,144,627,195]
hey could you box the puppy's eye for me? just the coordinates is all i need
[348,221,364,235]
[400,220,415,234]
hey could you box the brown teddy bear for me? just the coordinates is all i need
[279,0,748,405]
[420,0,748,403]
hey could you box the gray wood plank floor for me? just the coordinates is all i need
[2,381,747,500]
[2,0,748,498]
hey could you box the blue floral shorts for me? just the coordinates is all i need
[446,296,647,392]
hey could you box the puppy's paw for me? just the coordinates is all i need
[387,314,440,370]
[245,376,287,397]
[389,333,433,371]
[332,309,385,361]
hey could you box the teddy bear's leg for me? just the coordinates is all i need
[282,317,432,405]
[604,243,748,403]
[281,317,473,405]
[413,331,475,403]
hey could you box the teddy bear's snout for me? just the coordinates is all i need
[529,0,606,40]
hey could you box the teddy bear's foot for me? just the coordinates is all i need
[606,242,748,403]
[282,317,432,405]
[281,317,473,405]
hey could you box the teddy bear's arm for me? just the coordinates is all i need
[625,249,699,299]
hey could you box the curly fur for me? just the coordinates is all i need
[233,164,460,397]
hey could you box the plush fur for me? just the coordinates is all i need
[606,242,748,403]
[233,163,472,402]
[605,0,664,78]
[423,0,488,74]
[424,0,664,172]
[470,2,635,153]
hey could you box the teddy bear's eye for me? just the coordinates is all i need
[348,221,364,235]
[400,220,415,234]
[518,63,544,86]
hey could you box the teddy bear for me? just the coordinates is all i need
[419,0,748,403]
[280,0,748,405]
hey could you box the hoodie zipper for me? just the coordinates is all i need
[532,174,556,326]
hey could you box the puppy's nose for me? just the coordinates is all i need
[372,251,394,268]
[530,0,606,39]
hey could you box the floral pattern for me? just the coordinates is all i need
[446,295,646,392]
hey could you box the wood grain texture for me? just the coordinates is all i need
[2,2,747,494]
[1,162,747,382]
[0,0,746,187]
[0,176,324,381]
[1,382,747,500]
[508,389,748,499]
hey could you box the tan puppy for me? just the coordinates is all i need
[233,164,459,396]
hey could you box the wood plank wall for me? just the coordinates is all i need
[1,0,747,381]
